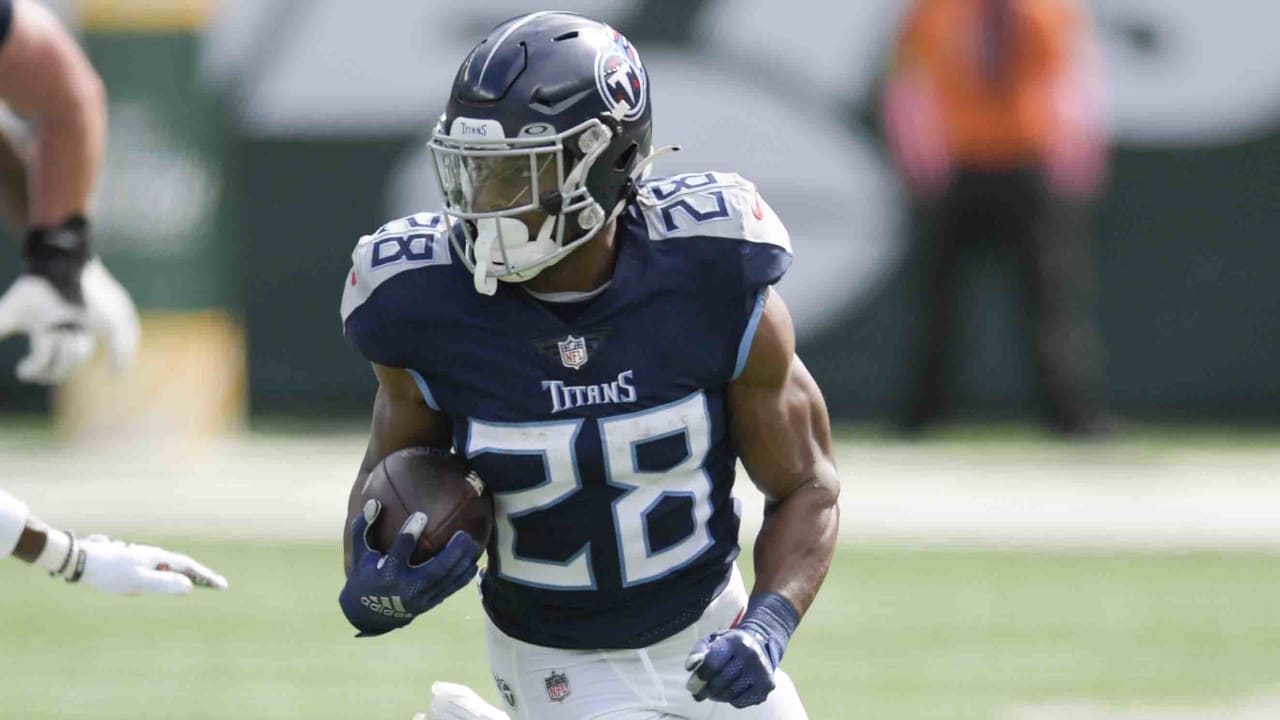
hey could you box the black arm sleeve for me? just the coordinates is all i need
[0,0,12,50]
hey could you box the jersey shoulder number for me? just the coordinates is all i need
[634,172,792,290]
[635,171,791,254]
[340,211,452,323]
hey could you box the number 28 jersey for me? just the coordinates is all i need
[340,172,792,649]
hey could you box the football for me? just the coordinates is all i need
[360,447,493,564]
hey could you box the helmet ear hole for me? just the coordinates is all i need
[613,142,639,172]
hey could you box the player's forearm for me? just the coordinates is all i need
[26,71,105,226]
[0,492,80,575]
[12,520,48,562]
[750,467,840,618]
[343,463,376,577]
[0,0,107,227]
[0,125,29,229]
[344,369,455,575]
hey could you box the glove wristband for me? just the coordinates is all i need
[24,215,91,305]
[65,537,87,583]
[34,528,71,574]
[737,592,800,668]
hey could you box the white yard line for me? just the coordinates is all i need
[2,434,1279,547]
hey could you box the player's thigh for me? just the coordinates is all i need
[485,621,653,719]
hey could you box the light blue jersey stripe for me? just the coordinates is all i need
[407,369,441,411]
[731,287,769,381]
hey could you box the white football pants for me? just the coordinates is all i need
[483,565,808,719]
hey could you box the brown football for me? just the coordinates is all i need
[360,448,493,564]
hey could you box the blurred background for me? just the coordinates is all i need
[2,1,1279,719]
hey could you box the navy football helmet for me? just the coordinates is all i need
[428,12,657,294]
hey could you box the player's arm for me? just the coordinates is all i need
[0,0,138,384]
[0,0,105,227]
[730,288,839,615]
[338,363,480,637]
[0,487,227,594]
[687,288,840,708]
[0,124,28,228]
[343,363,453,575]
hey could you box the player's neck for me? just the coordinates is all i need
[523,221,619,295]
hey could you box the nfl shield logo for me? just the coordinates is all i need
[558,335,589,370]
[544,671,571,702]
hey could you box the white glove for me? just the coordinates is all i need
[76,534,228,595]
[0,258,140,385]
[416,682,510,720]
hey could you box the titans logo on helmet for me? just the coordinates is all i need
[595,28,647,120]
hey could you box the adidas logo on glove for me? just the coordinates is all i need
[360,595,414,619]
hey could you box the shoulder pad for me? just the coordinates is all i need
[634,172,792,253]
[340,212,452,323]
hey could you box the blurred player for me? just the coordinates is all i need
[338,12,839,719]
[0,487,227,593]
[0,0,138,385]
[884,0,1113,435]
[0,1,223,599]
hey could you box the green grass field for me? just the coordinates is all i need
[2,541,1278,719]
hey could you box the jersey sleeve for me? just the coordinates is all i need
[633,172,794,382]
[635,172,793,290]
[729,178,792,381]
[0,487,29,558]
[0,0,13,50]
[731,180,793,290]
[339,212,452,368]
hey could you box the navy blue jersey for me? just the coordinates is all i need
[0,0,12,49]
[341,172,792,649]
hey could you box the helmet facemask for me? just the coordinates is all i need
[429,116,618,296]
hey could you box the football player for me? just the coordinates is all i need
[339,12,839,719]
[0,0,139,385]
[0,487,227,593]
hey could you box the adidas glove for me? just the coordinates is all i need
[685,592,800,708]
[339,499,482,637]
[0,216,139,384]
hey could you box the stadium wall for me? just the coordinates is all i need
[1,0,1277,422]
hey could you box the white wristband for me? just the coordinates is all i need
[0,488,30,558]
[35,528,73,574]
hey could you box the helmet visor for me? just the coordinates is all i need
[436,149,560,215]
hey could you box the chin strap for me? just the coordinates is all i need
[473,214,569,291]
[471,230,499,296]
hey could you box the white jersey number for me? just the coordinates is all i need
[466,392,715,590]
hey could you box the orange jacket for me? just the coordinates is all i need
[892,0,1085,168]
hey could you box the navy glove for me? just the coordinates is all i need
[685,592,800,708]
[338,499,482,637]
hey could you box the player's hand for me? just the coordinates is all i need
[339,499,482,637]
[0,217,140,385]
[685,593,800,708]
[76,534,229,595]
[685,629,778,708]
